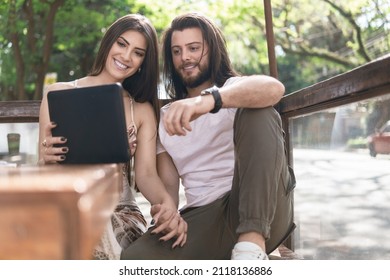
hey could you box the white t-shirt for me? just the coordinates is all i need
[157,78,240,209]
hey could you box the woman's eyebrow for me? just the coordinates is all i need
[118,36,146,52]
[119,36,129,45]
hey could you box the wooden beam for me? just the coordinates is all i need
[0,100,41,123]
[279,54,390,117]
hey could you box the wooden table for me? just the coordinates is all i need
[0,164,121,260]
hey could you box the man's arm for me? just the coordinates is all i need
[217,75,285,108]
[162,75,285,136]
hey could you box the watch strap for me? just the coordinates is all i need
[202,86,223,114]
[210,88,222,113]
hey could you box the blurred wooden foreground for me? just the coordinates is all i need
[0,164,120,260]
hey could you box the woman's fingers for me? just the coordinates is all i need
[151,212,175,235]
[151,211,188,248]
[150,204,188,248]
[44,122,57,138]
[172,217,188,248]
[42,145,67,163]
[151,204,177,230]
[41,123,68,164]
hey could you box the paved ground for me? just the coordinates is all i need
[293,149,390,260]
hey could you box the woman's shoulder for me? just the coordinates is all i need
[132,100,154,113]
[43,81,77,96]
[132,100,157,126]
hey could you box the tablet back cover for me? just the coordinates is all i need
[47,83,130,164]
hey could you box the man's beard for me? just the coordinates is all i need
[179,64,211,89]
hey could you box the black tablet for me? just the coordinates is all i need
[47,83,130,164]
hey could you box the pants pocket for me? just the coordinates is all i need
[286,165,296,194]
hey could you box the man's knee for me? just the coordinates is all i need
[233,107,284,150]
[234,107,281,132]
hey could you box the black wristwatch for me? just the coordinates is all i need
[200,86,223,114]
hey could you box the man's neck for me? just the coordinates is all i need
[186,81,213,98]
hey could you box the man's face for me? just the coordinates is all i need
[171,27,210,88]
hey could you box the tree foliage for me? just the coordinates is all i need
[273,0,389,92]
[0,0,156,100]
[0,0,388,100]
[1,0,65,100]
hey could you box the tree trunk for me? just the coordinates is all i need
[33,0,65,100]
[8,0,26,100]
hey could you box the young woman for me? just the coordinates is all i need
[38,14,187,260]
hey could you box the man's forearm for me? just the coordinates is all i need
[219,75,285,108]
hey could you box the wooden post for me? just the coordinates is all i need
[264,0,295,251]
[263,0,278,79]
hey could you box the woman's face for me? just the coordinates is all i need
[105,30,147,82]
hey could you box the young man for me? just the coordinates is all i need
[121,12,295,260]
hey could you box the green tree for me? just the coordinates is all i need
[50,0,157,83]
[2,0,65,100]
[0,0,156,101]
[273,0,389,92]
[1,0,388,100]
[142,0,389,93]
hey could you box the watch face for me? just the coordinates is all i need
[201,86,217,95]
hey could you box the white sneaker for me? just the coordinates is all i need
[231,241,269,260]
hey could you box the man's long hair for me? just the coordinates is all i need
[162,12,238,100]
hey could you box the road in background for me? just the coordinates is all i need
[293,148,390,259]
